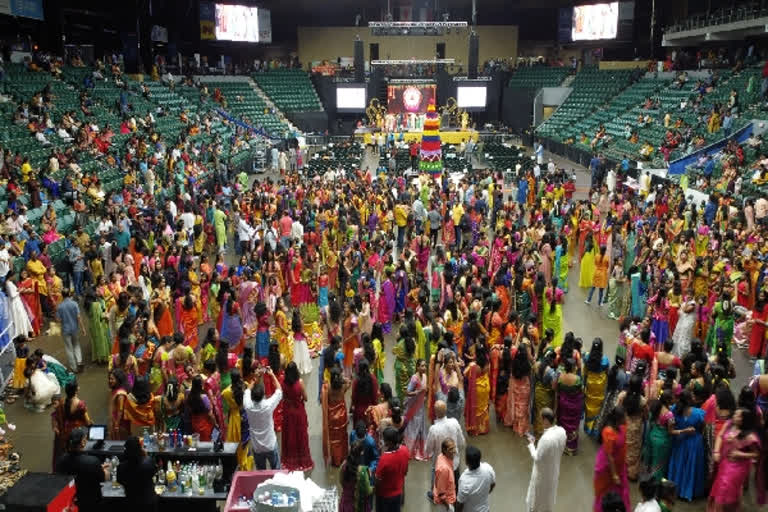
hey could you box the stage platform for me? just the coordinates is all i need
[357,129,478,145]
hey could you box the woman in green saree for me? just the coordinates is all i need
[642,390,674,480]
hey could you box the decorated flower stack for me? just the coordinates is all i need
[419,99,443,178]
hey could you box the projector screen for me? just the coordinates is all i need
[215,4,260,42]
[457,86,487,110]
[572,2,619,41]
[337,86,367,112]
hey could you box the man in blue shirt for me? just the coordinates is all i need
[589,154,601,188]
[704,196,718,226]
[56,288,85,372]
[703,156,715,177]
[621,155,630,172]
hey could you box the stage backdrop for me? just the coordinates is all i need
[387,84,436,114]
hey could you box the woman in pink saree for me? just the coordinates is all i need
[403,359,428,460]
[707,408,763,512]
[378,269,396,334]
[238,272,262,338]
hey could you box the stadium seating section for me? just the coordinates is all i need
[204,79,291,138]
[536,64,766,173]
[252,69,323,113]
[507,67,570,89]
[0,63,279,274]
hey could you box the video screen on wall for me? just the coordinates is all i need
[571,2,619,41]
[214,4,271,42]
[387,84,437,114]
[336,86,367,112]
[457,85,487,110]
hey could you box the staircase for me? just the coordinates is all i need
[248,79,297,133]
[561,74,577,87]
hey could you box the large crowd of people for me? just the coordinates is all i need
[3,52,768,512]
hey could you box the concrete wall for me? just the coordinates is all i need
[297,26,518,68]
[541,87,572,106]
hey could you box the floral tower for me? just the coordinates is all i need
[419,99,443,177]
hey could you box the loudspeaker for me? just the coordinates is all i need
[436,42,446,59]
[370,43,379,61]
[354,39,364,82]
[468,32,479,79]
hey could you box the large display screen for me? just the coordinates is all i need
[572,2,619,41]
[457,86,487,110]
[214,4,271,42]
[387,84,437,114]
[336,86,367,112]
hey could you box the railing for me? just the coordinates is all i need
[664,4,768,34]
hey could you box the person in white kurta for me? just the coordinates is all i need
[5,279,33,340]
[526,408,567,512]
[606,168,617,193]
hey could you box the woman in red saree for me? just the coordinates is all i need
[178,292,200,350]
[342,301,360,378]
[289,255,304,307]
[18,270,42,337]
[351,360,379,425]
[51,380,92,469]
[464,345,491,436]
[187,375,217,441]
[202,359,225,439]
[281,362,314,471]
[322,368,349,466]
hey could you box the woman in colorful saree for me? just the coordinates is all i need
[339,441,373,512]
[402,359,428,460]
[532,350,557,437]
[707,407,762,512]
[556,357,584,455]
[109,368,131,440]
[177,291,200,350]
[504,341,533,436]
[51,380,92,470]
[583,338,610,438]
[221,370,254,470]
[393,327,416,402]
[464,343,491,436]
[322,367,349,467]
[593,405,630,512]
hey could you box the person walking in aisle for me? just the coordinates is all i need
[525,408,567,512]
[56,288,85,373]
[456,446,495,512]
[426,400,465,499]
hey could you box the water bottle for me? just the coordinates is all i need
[143,428,151,449]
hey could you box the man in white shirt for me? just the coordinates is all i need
[180,208,195,233]
[525,408,566,512]
[426,401,465,499]
[243,368,283,469]
[456,446,495,512]
[237,216,256,255]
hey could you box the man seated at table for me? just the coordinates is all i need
[55,427,109,512]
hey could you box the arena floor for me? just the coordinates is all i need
[6,149,759,511]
